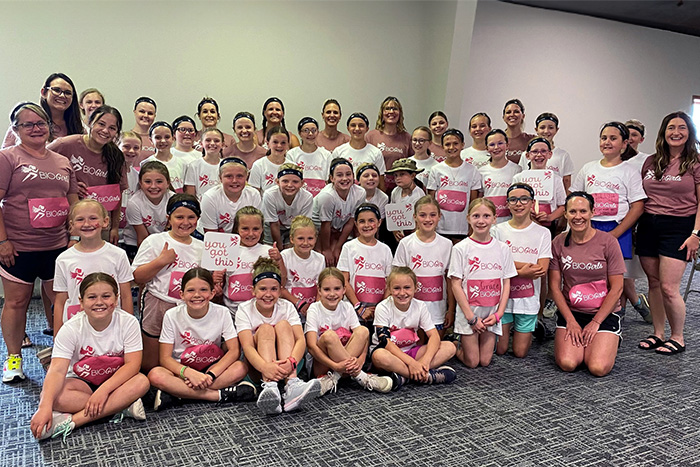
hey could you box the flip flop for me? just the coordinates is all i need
[638,335,663,350]
[655,339,686,355]
[22,333,32,348]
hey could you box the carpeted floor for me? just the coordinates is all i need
[2,276,700,467]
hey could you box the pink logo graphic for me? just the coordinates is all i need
[466,279,501,307]
[296,161,305,169]
[264,173,275,185]
[569,280,608,310]
[227,274,254,301]
[354,256,366,272]
[220,213,231,225]
[180,331,193,345]
[469,257,481,273]
[439,175,450,188]
[292,286,317,300]
[199,174,209,187]
[290,269,301,282]
[436,190,467,212]
[586,174,596,186]
[21,165,38,182]
[484,178,493,189]
[544,170,552,179]
[411,255,422,269]
[70,268,84,283]
[168,271,185,299]
[230,236,239,247]
[80,346,94,357]
[510,277,534,299]
[335,209,342,218]
[415,275,443,301]
[390,328,419,348]
[354,276,385,303]
[74,355,125,386]
[180,344,224,371]
[142,215,153,227]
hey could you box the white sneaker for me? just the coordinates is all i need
[357,373,393,393]
[38,412,75,441]
[542,299,557,318]
[283,378,321,412]
[3,354,25,383]
[318,372,340,396]
[124,398,146,420]
[257,381,282,415]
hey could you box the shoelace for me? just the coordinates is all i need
[364,376,375,392]
[51,420,74,444]
[110,410,126,424]
[432,370,445,384]
[326,372,338,394]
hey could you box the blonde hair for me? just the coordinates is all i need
[318,267,345,288]
[387,266,417,288]
[233,206,264,242]
[252,257,281,279]
[69,198,108,221]
[467,197,497,216]
[375,96,406,133]
[290,215,316,238]
[414,195,441,218]
[119,130,141,146]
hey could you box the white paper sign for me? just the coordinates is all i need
[385,202,415,231]
[517,170,554,202]
[201,232,241,270]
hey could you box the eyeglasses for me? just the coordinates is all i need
[529,150,550,155]
[15,121,48,130]
[412,138,428,144]
[176,127,196,134]
[507,196,533,205]
[301,128,318,135]
[384,106,399,112]
[46,87,73,98]
[487,141,507,148]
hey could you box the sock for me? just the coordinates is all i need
[353,370,368,383]
[633,297,642,308]
[331,371,342,382]
[218,390,223,401]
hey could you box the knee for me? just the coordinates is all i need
[147,367,167,387]
[587,361,613,377]
[133,373,151,395]
[659,282,680,300]
[555,356,579,373]
[442,341,456,359]
[274,320,292,335]
[319,329,340,344]
[479,354,493,367]
[457,350,479,369]
[353,325,370,340]
[257,323,276,338]
[512,347,529,359]
[3,293,30,311]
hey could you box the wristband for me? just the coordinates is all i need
[179,366,187,380]
[467,316,478,326]
[494,313,501,323]
[69,236,80,242]
[591,318,601,325]
[288,357,297,370]
[692,229,699,238]
[0,239,8,245]
[206,370,217,381]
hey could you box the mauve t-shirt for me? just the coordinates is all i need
[316,131,350,153]
[0,145,78,251]
[365,129,412,191]
[135,133,156,167]
[505,132,535,164]
[642,156,700,217]
[222,144,267,170]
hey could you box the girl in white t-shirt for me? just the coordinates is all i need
[141,122,186,192]
[54,200,134,335]
[449,198,517,368]
[492,184,552,358]
[147,268,256,411]
[409,126,437,188]
[305,267,393,395]
[387,158,426,242]
[171,116,201,165]
[235,258,321,415]
[117,131,141,249]
[286,117,331,197]
[280,216,325,318]
[357,163,389,219]
[331,113,386,191]
[370,267,457,390]
[337,204,393,322]
[393,196,454,335]
[132,194,204,373]
[519,113,574,192]
[30,273,149,442]
[461,112,492,169]
[428,111,448,162]
[184,127,223,200]
[262,163,313,248]
[480,129,522,223]
[249,126,290,193]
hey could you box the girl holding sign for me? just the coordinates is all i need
[184,128,224,201]
[449,199,517,368]
[262,163,314,248]
[286,117,331,197]
[48,105,127,244]
[480,129,522,224]
[132,194,204,372]
[519,113,574,192]
[140,122,186,192]
[337,203,393,322]
[492,184,552,358]
[147,268,256,411]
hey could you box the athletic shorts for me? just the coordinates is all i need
[0,248,65,284]
[501,313,538,333]
[592,220,633,259]
[403,345,422,359]
[454,307,502,336]
[141,291,177,338]
[555,310,622,336]
[636,212,695,262]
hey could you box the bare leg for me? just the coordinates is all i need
[583,333,620,377]
[415,341,456,368]
[370,348,409,377]
[495,323,511,355]
[658,255,688,346]
[40,280,53,331]
[554,328,585,372]
[639,256,666,344]
[456,334,480,368]
[1,279,33,355]
[478,332,497,367]
[511,331,533,358]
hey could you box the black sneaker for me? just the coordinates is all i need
[219,381,257,403]
[389,372,407,392]
[427,366,457,385]
[153,389,182,411]
[534,319,554,342]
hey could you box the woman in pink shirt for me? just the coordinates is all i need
[0,103,79,383]
[366,96,412,193]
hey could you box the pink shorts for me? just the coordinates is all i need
[141,291,176,338]
[403,345,422,359]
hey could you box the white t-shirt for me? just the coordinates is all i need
[224,243,273,312]
[571,160,647,223]
[479,161,523,222]
[123,189,173,246]
[286,146,331,197]
[512,169,567,222]
[518,147,574,177]
[171,147,201,166]
[409,156,437,188]
[337,238,393,305]
[281,248,326,302]
[331,143,386,174]
[426,161,482,235]
[304,301,361,337]
[184,158,221,200]
[262,186,314,228]
[390,185,425,207]
[199,185,261,233]
[364,189,389,219]
[54,243,134,322]
[448,237,517,336]
[312,184,365,231]
[142,154,186,191]
[249,157,285,193]
[132,231,204,304]
[53,308,142,380]
[371,297,435,351]
[627,152,651,174]
[159,303,237,360]
[492,222,552,315]
[393,233,452,324]
[235,298,301,335]
[461,147,490,169]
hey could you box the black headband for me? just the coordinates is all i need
[172,115,197,132]
[278,168,303,180]
[355,204,381,220]
[347,112,369,127]
[220,157,247,169]
[356,164,379,179]
[527,137,552,151]
[149,121,172,137]
[198,98,219,114]
[441,128,464,144]
[626,124,644,137]
[233,112,255,128]
[253,271,281,286]
[566,191,595,208]
[297,117,318,133]
[167,199,201,217]
[602,122,629,140]
[535,113,559,127]
[507,183,535,198]
[134,96,156,111]
[330,159,353,177]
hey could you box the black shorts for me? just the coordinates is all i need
[0,248,65,284]
[636,212,695,262]
[556,310,622,336]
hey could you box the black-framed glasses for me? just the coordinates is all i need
[507,196,533,205]
[301,128,318,135]
[15,121,48,130]
[412,138,428,144]
[46,87,73,98]
[176,127,196,134]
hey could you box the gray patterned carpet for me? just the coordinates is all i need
[2,275,700,467]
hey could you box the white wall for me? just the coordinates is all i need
[0,1,462,137]
[460,0,700,173]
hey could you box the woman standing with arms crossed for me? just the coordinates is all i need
[502,99,534,164]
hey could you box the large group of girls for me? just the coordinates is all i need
[0,73,697,442]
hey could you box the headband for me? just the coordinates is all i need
[626,124,644,137]
[149,121,172,137]
[347,112,369,127]
[233,111,255,127]
[503,98,524,114]
[167,199,201,217]
[297,117,318,133]
[330,159,353,177]
[535,113,559,127]
[10,101,36,123]
[355,204,381,220]
[356,164,379,179]
[220,157,247,169]
[527,137,552,151]
[602,122,629,139]
[172,115,197,131]
[470,112,491,126]
[134,96,156,111]
[507,183,535,198]
[442,128,464,144]
[198,98,218,114]
[278,167,303,180]
[566,191,595,207]
[253,271,282,286]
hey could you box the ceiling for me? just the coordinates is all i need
[500,0,700,38]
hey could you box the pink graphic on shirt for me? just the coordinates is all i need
[354,275,386,304]
[199,174,210,187]
[142,215,153,227]
[180,344,224,371]
[390,327,419,349]
[292,286,317,301]
[591,192,619,217]
[436,190,467,212]
[74,355,125,386]
[80,345,94,357]
[469,257,481,273]
[587,174,596,186]
[119,206,127,229]
[304,179,325,197]
[466,279,501,307]
[439,175,450,188]
[569,279,608,311]
[510,277,535,299]
[264,173,275,186]
[86,184,121,211]
[219,213,231,226]
[488,195,509,218]
[27,197,70,228]
[66,304,82,320]
[70,268,84,283]
[227,273,254,301]
[168,270,185,299]
[180,331,194,345]
[416,275,443,301]
[335,209,343,218]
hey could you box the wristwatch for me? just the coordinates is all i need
[692,229,699,238]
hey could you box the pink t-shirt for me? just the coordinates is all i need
[0,145,78,251]
[365,129,412,191]
[426,161,482,235]
[642,156,700,217]
[222,144,266,170]
[505,132,535,164]
[550,230,625,313]
[316,131,350,153]
[428,142,446,162]
[286,146,331,197]
[337,238,393,305]
[3,122,69,149]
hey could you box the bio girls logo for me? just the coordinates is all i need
[179,331,209,346]
[70,268,84,283]
[142,215,153,227]
[356,281,384,295]
[468,256,502,273]
[21,164,69,183]
[335,209,343,219]
[439,175,468,189]
[171,276,182,293]
[469,285,481,299]
[561,255,603,271]
[230,236,239,247]
[469,282,500,299]
[354,256,384,273]
[264,173,275,185]
[290,269,300,282]
[290,269,316,285]
[416,281,442,295]
[483,178,510,189]
[572,289,606,304]
[410,254,444,270]
[236,257,255,270]
[376,142,403,154]
[21,165,38,181]
[86,191,120,205]
[70,155,108,178]
[80,346,94,357]
[505,240,539,255]
[219,213,232,225]
[199,174,210,187]
[586,174,620,190]
[440,175,450,188]
[32,204,68,221]
[644,169,681,182]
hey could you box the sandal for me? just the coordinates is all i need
[638,335,663,350]
[21,333,32,348]
[655,339,686,355]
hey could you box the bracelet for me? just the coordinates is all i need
[288,356,297,370]
[179,366,187,380]
[692,229,699,238]
[206,370,217,381]
[591,318,601,325]
[494,313,501,323]
[467,315,478,326]
[0,239,7,245]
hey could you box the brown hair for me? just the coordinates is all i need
[318,267,345,288]
[387,266,417,288]
[79,272,118,298]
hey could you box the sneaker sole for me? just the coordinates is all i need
[2,374,25,384]
[284,380,321,412]
[257,389,282,415]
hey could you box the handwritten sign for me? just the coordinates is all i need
[385,202,415,232]
[516,170,553,202]
[201,232,241,270]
